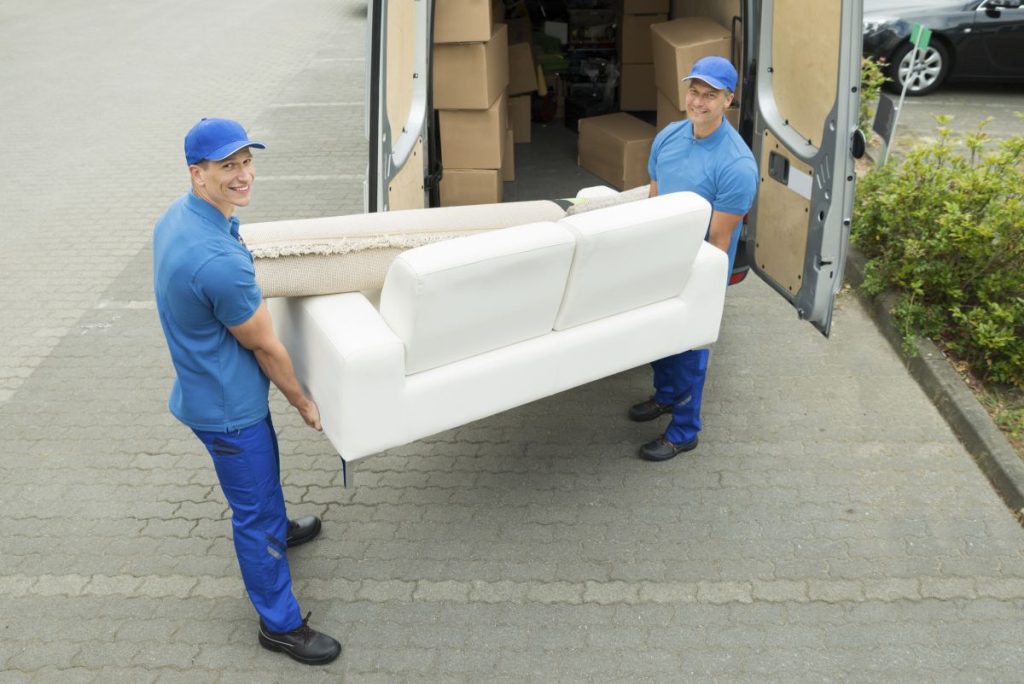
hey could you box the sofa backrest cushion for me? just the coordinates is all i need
[380,222,576,374]
[553,192,712,330]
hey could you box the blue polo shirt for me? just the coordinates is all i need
[153,192,269,431]
[648,117,758,273]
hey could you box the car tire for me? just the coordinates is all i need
[883,40,950,96]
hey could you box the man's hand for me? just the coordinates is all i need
[297,397,322,432]
[229,301,323,432]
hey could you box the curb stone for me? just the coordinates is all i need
[845,247,1024,514]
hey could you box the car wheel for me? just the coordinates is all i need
[884,40,949,96]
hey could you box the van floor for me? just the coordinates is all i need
[502,117,609,203]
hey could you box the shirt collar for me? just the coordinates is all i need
[686,117,730,147]
[186,191,241,239]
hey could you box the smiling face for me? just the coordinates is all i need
[189,147,255,218]
[685,79,734,138]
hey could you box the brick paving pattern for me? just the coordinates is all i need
[2,1,1023,681]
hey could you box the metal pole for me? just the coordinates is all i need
[879,30,925,166]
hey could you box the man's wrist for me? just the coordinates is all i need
[288,393,311,410]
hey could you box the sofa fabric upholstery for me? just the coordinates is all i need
[554,191,711,330]
[379,222,576,374]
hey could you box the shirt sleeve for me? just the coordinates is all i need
[192,252,263,327]
[712,156,759,215]
[647,127,668,182]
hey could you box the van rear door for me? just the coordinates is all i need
[744,0,863,336]
[366,0,432,212]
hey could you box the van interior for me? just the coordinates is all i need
[432,0,745,206]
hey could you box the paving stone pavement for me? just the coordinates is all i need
[2,1,1024,681]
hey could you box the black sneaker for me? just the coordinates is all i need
[628,397,674,422]
[286,516,322,548]
[258,612,341,665]
[638,436,699,462]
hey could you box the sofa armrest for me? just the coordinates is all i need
[678,242,730,347]
[268,294,406,459]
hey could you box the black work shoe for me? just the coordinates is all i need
[258,612,342,665]
[628,397,674,422]
[639,436,698,462]
[286,516,322,548]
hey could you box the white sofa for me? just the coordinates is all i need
[267,191,727,463]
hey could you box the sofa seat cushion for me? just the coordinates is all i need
[240,200,566,297]
[553,191,712,330]
[379,222,576,375]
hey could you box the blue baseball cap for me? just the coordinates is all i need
[184,117,266,165]
[682,56,737,92]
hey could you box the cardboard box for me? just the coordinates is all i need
[619,63,656,111]
[434,0,493,44]
[508,42,537,95]
[726,105,740,129]
[439,92,508,169]
[618,0,669,14]
[502,127,515,181]
[509,94,531,143]
[440,169,503,206]
[656,88,685,132]
[619,14,667,64]
[433,24,509,110]
[677,0,744,102]
[578,113,655,190]
[651,18,732,110]
[677,0,741,33]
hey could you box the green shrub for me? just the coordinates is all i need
[859,57,887,138]
[852,114,1024,388]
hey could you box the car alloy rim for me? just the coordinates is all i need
[897,46,942,92]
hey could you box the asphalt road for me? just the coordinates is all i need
[885,81,1024,144]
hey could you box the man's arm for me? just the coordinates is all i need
[228,301,322,431]
[707,209,744,254]
[651,181,739,252]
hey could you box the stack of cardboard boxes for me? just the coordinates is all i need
[431,2,742,199]
[507,31,538,145]
[617,0,668,112]
[576,9,740,190]
[433,0,509,206]
[651,16,732,132]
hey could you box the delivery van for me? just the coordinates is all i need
[364,0,865,336]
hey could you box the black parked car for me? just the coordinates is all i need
[862,0,1024,95]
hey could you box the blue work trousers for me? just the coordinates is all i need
[651,348,710,445]
[192,414,303,633]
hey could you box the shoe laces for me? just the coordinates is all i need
[293,611,314,642]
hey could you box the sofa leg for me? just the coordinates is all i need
[340,455,353,489]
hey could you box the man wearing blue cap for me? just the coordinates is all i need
[630,56,759,461]
[153,118,341,664]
